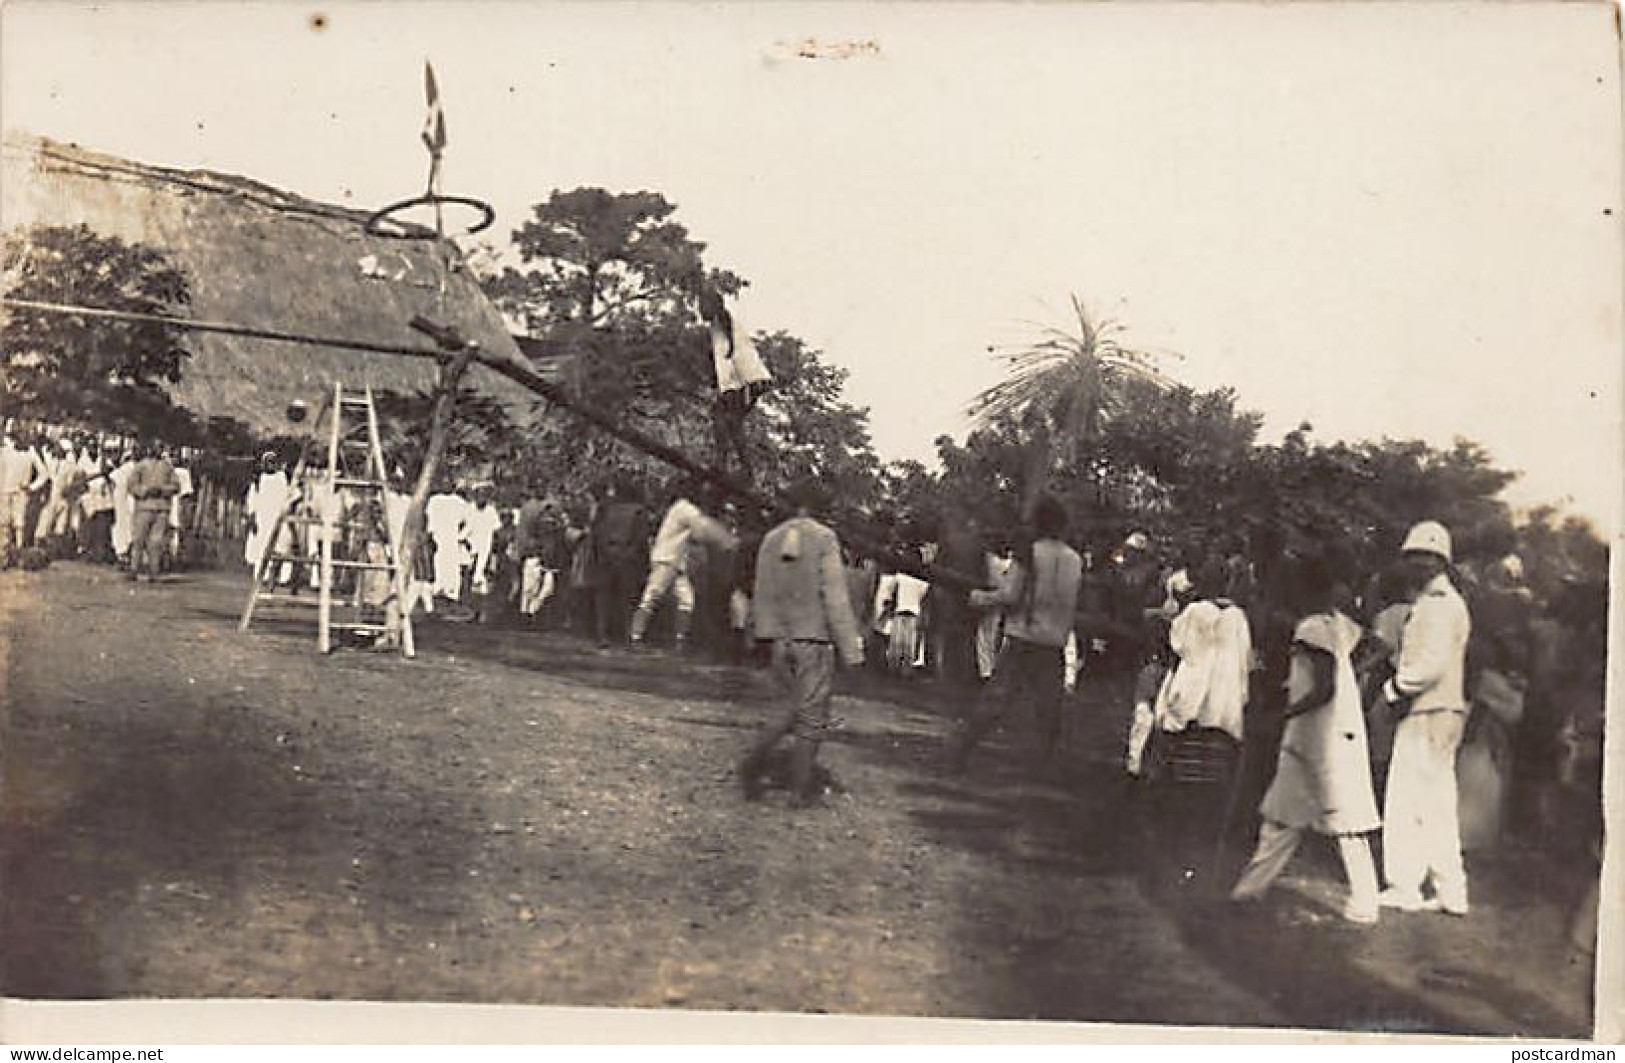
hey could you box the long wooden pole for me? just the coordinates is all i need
[0,295,984,592]
[1,297,457,362]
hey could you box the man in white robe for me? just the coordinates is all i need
[462,483,503,599]
[109,449,138,562]
[426,484,470,602]
[245,453,294,584]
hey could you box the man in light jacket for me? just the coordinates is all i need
[950,495,1083,771]
[737,478,864,807]
[1380,520,1474,915]
[126,443,180,582]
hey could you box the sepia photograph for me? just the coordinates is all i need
[0,0,1619,1044]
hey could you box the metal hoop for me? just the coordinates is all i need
[363,193,496,240]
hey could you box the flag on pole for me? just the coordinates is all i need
[421,61,447,156]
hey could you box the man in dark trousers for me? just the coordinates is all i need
[589,479,650,648]
[949,495,1083,771]
[737,478,865,808]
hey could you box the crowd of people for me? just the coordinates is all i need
[3,420,1605,948]
[0,425,206,578]
[380,470,1601,930]
[590,480,1602,945]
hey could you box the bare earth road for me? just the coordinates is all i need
[0,564,1599,1036]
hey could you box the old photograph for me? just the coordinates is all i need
[0,0,1619,1043]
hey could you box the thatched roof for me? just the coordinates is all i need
[0,133,548,437]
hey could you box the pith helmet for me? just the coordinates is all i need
[1400,520,1453,563]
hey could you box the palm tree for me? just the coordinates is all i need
[968,294,1173,521]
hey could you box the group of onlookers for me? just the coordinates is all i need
[0,426,199,578]
[6,422,1605,946]
[903,496,1605,941]
[378,470,1602,934]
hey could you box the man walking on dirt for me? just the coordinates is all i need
[589,479,650,648]
[738,478,864,807]
[126,443,180,582]
[948,495,1083,771]
[1379,520,1474,915]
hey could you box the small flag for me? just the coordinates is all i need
[421,61,447,155]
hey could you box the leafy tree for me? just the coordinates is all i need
[482,188,888,511]
[484,188,743,332]
[932,423,1026,538]
[481,189,744,489]
[1517,507,1609,602]
[969,294,1172,520]
[741,331,883,513]
[372,385,519,489]
[1,223,194,437]
[875,458,943,542]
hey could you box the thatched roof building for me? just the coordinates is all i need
[0,133,547,438]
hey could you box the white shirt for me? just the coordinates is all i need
[462,502,502,557]
[1156,598,1253,741]
[248,470,291,515]
[649,497,734,569]
[709,315,771,394]
[110,461,137,509]
[893,572,930,616]
[170,466,194,523]
[0,444,44,495]
[383,490,411,547]
[1385,573,1471,713]
[81,468,115,515]
[426,493,469,537]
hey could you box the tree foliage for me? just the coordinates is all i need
[372,384,520,487]
[742,331,883,513]
[1,223,194,437]
[905,360,1604,602]
[969,295,1174,518]
[478,188,883,510]
[484,188,743,332]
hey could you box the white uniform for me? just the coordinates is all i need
[169,465,194,529]
[893,572,930,670]
[1381,572,1473,910]
[635,497,734,617]
[462,502,502,595]
[0,442,45,549]
[33,450,80,542]
[709,313,771,396]
[1153,598,1252,742]
[426,492,469,600]
[303,479,346,588]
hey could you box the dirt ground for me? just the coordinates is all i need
[0,563,1601,1036]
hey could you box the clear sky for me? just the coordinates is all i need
[3,1,1621,533]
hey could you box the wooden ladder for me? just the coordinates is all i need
[239,382,416,657]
